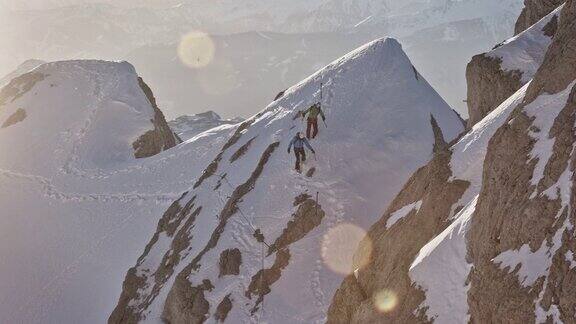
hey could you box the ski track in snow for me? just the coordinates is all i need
[0,167,181,203]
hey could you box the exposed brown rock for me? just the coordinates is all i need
[466,5,576,317]
[245,248,291,315]
[230,136,256,163]
[328,2,576,322]
[193,121,253,189]
[327,275,367,324]
[467,82,576,323]
[267,194,325,255]
[2,108,27,128]
[109,194,201,324]
[219,248,242,277]
[466,54,523,128]
[162,279,214,324]
[525,1,576,103]
[132,77,178,158]
[515,0,565,34]
[327,135,469,323]
[0,72,46,106]
[162,142,280,321]
[542,12,559,37]
[214,295,233,322]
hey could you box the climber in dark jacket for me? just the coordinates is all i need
[288,132,315,172]
[303,103,326,139]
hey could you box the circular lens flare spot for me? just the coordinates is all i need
[374,290,398,313]
[178,31,215,68]
[321,223,372,275]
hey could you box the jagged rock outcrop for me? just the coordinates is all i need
[466,55,523,128]
[468,1,576,321]
[219,249,242,277]
[132,77,179,158]
[466,6,561,128]
[214,295,233,322]
[327,120,469,323]
[163,279,214,324]
[329,1,576,322]
[515,0,565,34]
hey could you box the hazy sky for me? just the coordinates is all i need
[0,0,523,119]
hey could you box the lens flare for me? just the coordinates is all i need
[374,289,398,313]
[321,223,372,275]
[178,31,215,68]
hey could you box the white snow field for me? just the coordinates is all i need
[0,60,235,323]
[119,37,464,323]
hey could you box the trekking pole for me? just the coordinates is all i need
[315,192,319,219]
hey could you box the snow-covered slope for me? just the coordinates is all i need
[109,37,464,323]
[169,111,243,141]
[329,2,576,322]
[0,60,230,323]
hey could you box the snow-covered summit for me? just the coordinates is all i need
[0,59,228,323]
[0,59,178,176]
[110,37,465,323]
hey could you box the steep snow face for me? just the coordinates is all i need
[110,37,464,323]
[0,60,230,323]
[169,111,244,141]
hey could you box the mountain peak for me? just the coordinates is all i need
[110,37,465,323]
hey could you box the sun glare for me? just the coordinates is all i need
[177,31,215,68]
[321,223,372,275]
[374,289,399,313]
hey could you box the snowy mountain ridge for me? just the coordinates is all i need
[109,37,464,323]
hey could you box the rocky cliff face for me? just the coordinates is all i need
[132,77,179,158]
[469,2,576,321]
[465,5,561,128]
[465,55,523,128]
[515,0,565,34]
[329,1,576,322]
